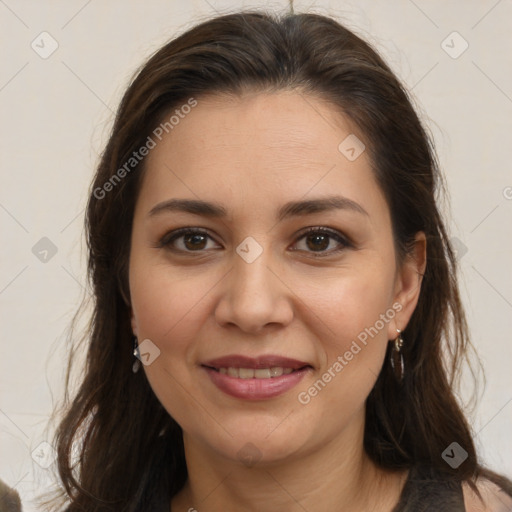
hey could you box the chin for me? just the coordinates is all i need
[196,420,315,468]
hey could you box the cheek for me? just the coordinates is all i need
[292,261,395,407]
[129,262,220,420]
[130,260,219,344]
[295,264,394,347]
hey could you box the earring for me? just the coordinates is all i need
[390,329,404,382]
[132,336,141,373]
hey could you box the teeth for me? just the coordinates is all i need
[270,367,283,377]
[216,367,299,379]
[239,368,254,379]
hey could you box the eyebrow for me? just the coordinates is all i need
[148,195,369,221]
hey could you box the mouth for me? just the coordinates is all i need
[200,355,313,400]
[202,365,311,379]
[201,354,312,377]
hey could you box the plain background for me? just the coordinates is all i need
[1,0,511,509]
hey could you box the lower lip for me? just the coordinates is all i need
[202,366,311,400]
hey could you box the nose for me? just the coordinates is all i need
[214,244,294,334]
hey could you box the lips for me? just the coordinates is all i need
[201,354,312,400]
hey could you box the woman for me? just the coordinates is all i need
[47,8,512,512]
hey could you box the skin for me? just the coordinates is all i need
[129,90,427,512]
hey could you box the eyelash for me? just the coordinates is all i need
[157,226,352,258]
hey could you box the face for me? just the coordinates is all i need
[128,91,424,465]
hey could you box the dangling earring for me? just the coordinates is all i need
[390,329,404,382]
[132,336,141,373]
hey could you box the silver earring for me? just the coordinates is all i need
[390,329,404,382]
[132,336,141,373]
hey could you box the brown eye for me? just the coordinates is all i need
[183,233,208,250]
[292,227,351,256]
[159,228,220,252]
[305,233,330,251]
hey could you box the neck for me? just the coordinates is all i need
[170,409,407,512]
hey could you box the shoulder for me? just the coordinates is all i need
[463,478,512,512]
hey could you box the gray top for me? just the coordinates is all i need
[392,464,465,511]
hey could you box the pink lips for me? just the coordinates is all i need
[201,354,312,400]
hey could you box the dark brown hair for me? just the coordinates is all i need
[46,9,512,511]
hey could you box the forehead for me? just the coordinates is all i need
[155,91,356,162]
[137,91,387,222]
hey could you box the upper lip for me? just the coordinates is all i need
[202,355,311,370]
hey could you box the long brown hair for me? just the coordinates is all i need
[46,9,512,511]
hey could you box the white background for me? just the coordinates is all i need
[1,0,511,509]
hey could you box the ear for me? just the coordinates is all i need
[387,231,427,340]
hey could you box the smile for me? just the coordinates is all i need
[209,366,299,379]
[202,366,311,400]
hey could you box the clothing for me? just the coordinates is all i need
[392,463,465,511]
